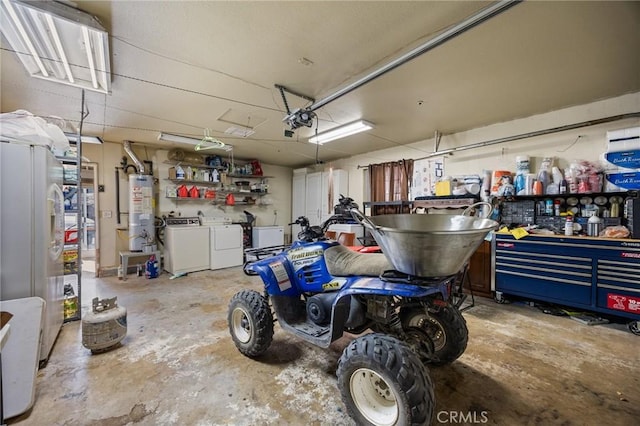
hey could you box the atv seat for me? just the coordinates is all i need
[324,244,392,277]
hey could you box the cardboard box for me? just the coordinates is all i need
[605,171,640,190]
[435,180,451,196]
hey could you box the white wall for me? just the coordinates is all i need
[84,143,294,273]
[82,141,126,272]
[329,92,640,204]
[155,149,293,229]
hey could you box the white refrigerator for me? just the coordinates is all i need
[0,140,65,363]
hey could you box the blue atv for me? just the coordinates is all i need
[228,205,496,425]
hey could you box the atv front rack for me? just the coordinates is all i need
[244,244,288,260]
[243,245,289,275]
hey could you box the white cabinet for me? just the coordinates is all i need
[305,172,323,225]
[293,169,348,227]
[292,173,307,236]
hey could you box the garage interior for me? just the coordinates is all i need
[1,1,639,425]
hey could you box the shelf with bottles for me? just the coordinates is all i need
[499,190,632,230]
[59,136,81,322]
[164,162,273,177]
[508,191,632,200]
[163,160,225,170]
[506,191,630,218]
[166,189,268,199]
[227,174,273,179]
[218,189,269,195]
[62,273,79,322]
[165,179,269,198]
[166,196,216,201]
[165,178,222,187]
[166,168,272,183]
[63,246,79,275]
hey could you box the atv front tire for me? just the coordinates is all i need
[337,334,434,426]
[228,290,274,357]
[401,304,468,365]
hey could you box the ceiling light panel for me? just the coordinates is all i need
[0,0,111,94]
[158,132,233,152]
[309,120,374,144]
[65,133,103,144]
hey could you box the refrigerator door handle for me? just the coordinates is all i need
[48,183,65,261]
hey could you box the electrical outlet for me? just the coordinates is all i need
[101,210,112,218]
[98,184,105,192]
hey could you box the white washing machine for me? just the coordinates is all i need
[209,224,243,270]
[164,217,210,274]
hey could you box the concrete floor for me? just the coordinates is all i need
[8,267,640,425]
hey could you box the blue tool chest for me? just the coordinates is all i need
[493,233,640,321]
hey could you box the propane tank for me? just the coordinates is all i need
[129,174,154,251]
[82,297,127,353]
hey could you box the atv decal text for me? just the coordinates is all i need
[322,279,346,290]
[288,247,324,260]
[269,261,291,291]
[288,247,324,271]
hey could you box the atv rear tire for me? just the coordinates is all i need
[228,290,274,357]
[401,304,468,365]
[337,334,434,425]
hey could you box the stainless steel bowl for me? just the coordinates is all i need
[352,205,498,277]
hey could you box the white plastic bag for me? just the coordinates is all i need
[0,110,69,155]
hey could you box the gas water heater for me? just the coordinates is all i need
[128,174,154,251]
[124,141,155,251]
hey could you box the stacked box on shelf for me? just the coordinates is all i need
[604,127,640,191]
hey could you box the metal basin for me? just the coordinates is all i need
[352,206,498,277]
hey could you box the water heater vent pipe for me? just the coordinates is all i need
[123,140,145,174]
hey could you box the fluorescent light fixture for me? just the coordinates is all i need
[0,0,111,94]
[65,133,103,144]
[309,120,374,144]
[81,26,97,89]
[158,132,233,152]
[44,14,73,83]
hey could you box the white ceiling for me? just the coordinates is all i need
[2,1,639,168]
